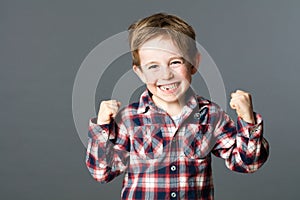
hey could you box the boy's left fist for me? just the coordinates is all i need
[230,90,255,124]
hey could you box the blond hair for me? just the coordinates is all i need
[128,13,198,66]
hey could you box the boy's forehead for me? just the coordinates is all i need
[139,36,183,56]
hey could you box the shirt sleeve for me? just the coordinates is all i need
[85,117,130,183]
[211,108,269,173]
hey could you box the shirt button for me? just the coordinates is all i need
[101,130,106,134]
[171,165,177,171]
[99,163,105,168]
[171,192,177,198]
[194,112,201,119]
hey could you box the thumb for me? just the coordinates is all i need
[117,101,121,106]
[230,100,236,110]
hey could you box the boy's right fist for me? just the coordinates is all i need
[97,100,121,125]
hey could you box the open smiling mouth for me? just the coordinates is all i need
[157,82,180,92]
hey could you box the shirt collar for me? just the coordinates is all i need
[136,87,210,114]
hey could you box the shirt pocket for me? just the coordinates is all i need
[183,124,214,159]
[132,125,164,159]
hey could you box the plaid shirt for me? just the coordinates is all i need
[86,89,269,200]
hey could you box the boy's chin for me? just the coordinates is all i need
[153,94,184,104]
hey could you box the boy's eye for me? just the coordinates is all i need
[147,65,159,70]
[170,59,184,67]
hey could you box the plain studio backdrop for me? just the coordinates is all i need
[1,0,299,199]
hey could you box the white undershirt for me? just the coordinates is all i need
[170,113,182,126]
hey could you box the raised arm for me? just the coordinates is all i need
[86,100,130,183]
[212,90,269,173]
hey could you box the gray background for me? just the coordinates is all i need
[1,0,299,199]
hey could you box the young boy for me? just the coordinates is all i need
[86,13,269,199]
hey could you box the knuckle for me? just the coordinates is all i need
[240,95,246,100]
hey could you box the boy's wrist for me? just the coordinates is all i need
[240,112,256,124]
[90,117,110,126]
[97,118,110,125]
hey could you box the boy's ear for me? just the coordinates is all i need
[133,65,146,83]
[191,52,201,75]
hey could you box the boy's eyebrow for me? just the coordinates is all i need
[142,56,185,66]
[141,61,159,67]
[168,56,185,61]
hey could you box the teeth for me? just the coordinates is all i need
[160,83,178,91]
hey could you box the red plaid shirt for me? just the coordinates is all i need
[86,89,269,200]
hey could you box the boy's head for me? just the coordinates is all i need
[128,12,199,67]
[128,13,201,108]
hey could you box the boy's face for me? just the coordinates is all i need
[133,36,200,107]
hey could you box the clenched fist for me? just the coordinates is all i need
[97,100,121,125]
[230,90,255,124]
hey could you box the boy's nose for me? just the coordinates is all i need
[160,66,174,80]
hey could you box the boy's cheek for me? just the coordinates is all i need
[145,83,157,90]
[142,75,157,85]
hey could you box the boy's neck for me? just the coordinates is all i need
[152,95,185,116]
